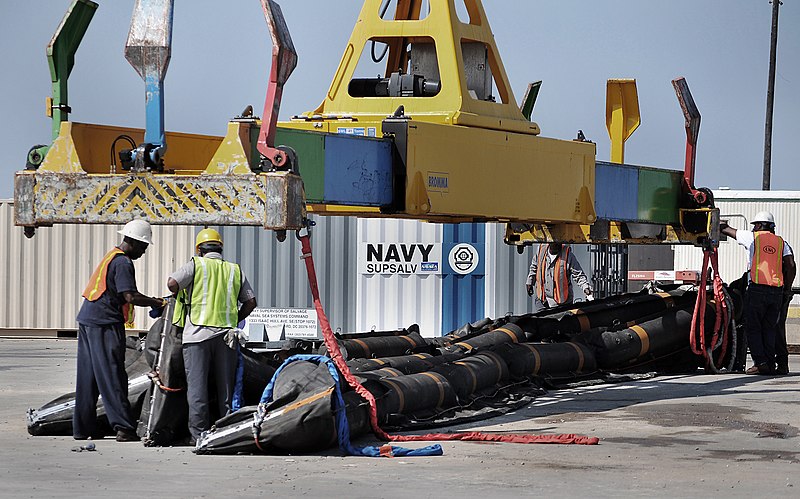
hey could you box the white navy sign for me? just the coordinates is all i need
[244,308,319,341]
[360,243,442,275]
[359,242,484,276]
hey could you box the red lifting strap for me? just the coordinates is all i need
[690,247,730,371]
[298,234,599,447]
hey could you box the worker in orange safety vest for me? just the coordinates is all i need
[721,211,796,375]
[74,219,167,442]
[526,243,592,312]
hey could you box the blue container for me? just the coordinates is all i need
[323,134,394,206]
[594,161,639,221]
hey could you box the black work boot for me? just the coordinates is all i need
[115,429,140,442]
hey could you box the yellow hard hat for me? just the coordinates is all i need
[196,228,223,251]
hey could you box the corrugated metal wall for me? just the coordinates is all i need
[353,220,590,337]
[212,214,357,335]
[441,223,485,334]
[0,199,195,330]
[356,218,444,336]
[1,199,598,333]
[673,190,800,306]
[485,223,537,318]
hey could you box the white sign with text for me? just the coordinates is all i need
[359,242,443,275]
[244,308,319,341]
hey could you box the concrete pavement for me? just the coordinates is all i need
[0,337,798,498]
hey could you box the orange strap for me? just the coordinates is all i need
[690,248,730,371]
[147,369,184,393]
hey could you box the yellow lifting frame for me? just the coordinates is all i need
[39,121,222,175]
[306,0,539,135]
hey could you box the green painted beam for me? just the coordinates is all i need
[46,0,97,140]
[519,81,541,121]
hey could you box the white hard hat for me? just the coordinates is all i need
[751,211,775,225]
[118,219,153,245]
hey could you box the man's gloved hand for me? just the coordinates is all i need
[526,284,534,297]
[224,328,246,349]
[149,298,168,319]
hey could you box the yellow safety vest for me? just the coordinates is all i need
[751,231,784,287]
[173,257,242,328]
[172,288,188,328]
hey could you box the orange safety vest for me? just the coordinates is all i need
[536,245,571,305]
[82,248,135,327]
[750,231,784,287]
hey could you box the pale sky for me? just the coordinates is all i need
[1,0,798,200]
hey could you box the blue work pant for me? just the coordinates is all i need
[73,323,135,438]
[744,283,783,369]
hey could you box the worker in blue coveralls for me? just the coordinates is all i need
[74,219,167,442]
[526,242,593,312]
[167,228,257,444]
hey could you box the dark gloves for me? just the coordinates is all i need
[526,284,534,297]
[149,298,168,319]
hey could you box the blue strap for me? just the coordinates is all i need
[231,344,244,412]
[259,354,442,457]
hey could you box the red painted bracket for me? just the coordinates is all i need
[672,77,708,206]
[257,0,298,169]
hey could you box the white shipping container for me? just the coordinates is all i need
[0,200,195,331]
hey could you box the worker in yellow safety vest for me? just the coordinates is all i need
[721,211,796,375]
[74,219,166,442]
[167,228,257,444]
[526,243,592,312]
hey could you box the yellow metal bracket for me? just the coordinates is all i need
[606,79,640,164]
[204,121,257,175]
[39,121,84,173]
